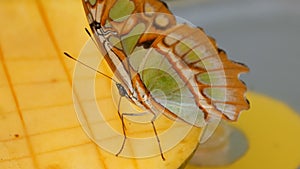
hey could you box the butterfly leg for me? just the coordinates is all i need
[115,96,127,157]
[100,27,117,36]
[150,115,166,161]
[92,24,117,38]
[115,111,166,160]
[115,112,128,157]
[115,93,165,160]
[115,111,150,157]
[115,96,148,157]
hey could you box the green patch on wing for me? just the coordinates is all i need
[197,71,226,86]
[142,68,181,102]
[204,88,226,101]
[109,0,135,22]
[121,23,146,56]
[108,36,123,50]
[183,50,203,64]
[175,41,191,56]
[88,0,97,6]
[196,72,211,84]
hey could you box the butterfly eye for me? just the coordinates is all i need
[95,22,101,29]
[90,21,101,30]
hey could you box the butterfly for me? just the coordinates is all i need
[79,0,250,160]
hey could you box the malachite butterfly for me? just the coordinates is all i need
[75,0,250,160]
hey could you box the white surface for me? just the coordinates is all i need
[168,0,300,113]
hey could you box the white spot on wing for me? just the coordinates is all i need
[155,14,169,28]
[145,3,155,16]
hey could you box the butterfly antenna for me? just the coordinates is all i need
[85,27,92,36]
[64,52,118,83]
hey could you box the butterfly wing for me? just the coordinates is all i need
[134,24,249,127]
